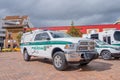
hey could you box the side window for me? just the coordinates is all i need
[34,33,42,41]
[42,33,50,39]
[34,33,50,41]
[91,34,99,39]
[41,33,50,40]
[103,36,111,44]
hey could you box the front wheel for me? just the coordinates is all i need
[53,52,68,71]
[101,50,111,60]
[114,57,119,59]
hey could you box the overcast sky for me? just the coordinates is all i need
[0,0,120,27]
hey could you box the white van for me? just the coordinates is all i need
[83,30,120,45]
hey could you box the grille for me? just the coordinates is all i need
[77,41,95,51]
[78,46,88,51]
[80,42,88,45]
[89,46,95,50]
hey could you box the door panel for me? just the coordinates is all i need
[32,32,51,57]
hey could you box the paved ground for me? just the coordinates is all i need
[0,52,120,80]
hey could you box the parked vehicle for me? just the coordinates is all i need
[2,48,12,52]
[13,47,21,52]
[94,39,120,60]
[83,30,120,46]
[20,29,98,71]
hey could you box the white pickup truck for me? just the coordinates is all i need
[20,30,98,71]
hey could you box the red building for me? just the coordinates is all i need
[40,24,120,34]
[25,24,120,34]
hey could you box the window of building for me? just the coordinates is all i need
[87,29,99,34]
[0,37,4,41]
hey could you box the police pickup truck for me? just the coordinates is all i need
[94,39,120,60]
[20,30,98,71]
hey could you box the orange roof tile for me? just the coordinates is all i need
[22,16,28,20]
[4,16,20,20]
[3,15,29,26]
[4,16,28,20]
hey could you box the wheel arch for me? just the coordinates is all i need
[23,47,27,53]
[51,47,64,58]
[100,49,110,55]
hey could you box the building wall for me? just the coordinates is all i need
[2,15,33,48]
[0,29,5,50]
[4,28,23,48]
[40,24,120,34]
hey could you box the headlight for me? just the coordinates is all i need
[64,44,76,49]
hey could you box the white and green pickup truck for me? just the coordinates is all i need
[20,30,98,71]
[94,39,120,60]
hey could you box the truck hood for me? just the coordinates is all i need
[52,37,92,43]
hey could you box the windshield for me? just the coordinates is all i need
[95,40,109,45]
[114,31,120,41]
[50,31,71,38]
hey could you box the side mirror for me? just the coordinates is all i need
[46,37,50,40]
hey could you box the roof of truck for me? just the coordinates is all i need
[23,29,55,35]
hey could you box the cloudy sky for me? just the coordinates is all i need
[0,0,120,27]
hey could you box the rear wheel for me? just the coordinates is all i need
[101,50,111,60]
[23,50,31,61]
[53,52,68,71]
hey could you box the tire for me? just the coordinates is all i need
[101,50,111,60]
[23,50,31,61]
[53,52,68,71]
[114,57,119,59]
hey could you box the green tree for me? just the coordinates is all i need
[67,21,82,37]
[17,32,23,44]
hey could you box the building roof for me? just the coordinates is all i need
[2,16,29,28]
[40,24,120,30]
[4,16,28,20]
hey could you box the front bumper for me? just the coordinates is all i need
[111,53,120,57]
[65,51,99,62]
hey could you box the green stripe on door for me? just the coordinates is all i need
[112,44,120,46]
[20,41,72,46]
